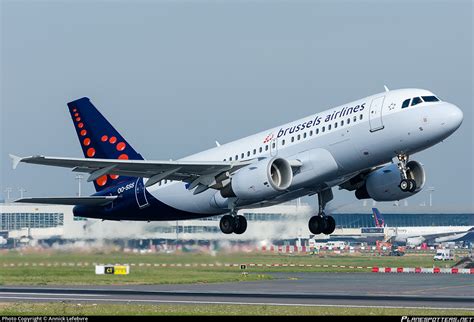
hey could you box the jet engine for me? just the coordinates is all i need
[355,161,425,201]
[221,157,293,200]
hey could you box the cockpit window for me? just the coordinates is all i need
[402,99,411,108]
[411,97,422,106]
[421,96,439,102]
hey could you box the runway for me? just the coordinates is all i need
[1,273,473,310]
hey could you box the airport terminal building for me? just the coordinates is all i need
[1,201,473,248]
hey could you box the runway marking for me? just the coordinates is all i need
[398,283,474,295]
[0,292,104,297]
[0,296,473,311]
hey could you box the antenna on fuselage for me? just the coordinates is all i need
[384,85,390,92]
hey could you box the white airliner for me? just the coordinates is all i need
[10,88,463,236]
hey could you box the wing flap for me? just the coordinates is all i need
[14,196,117,206]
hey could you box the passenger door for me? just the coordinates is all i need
[369,96,385,132]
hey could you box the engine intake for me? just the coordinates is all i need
[221,157,293,200]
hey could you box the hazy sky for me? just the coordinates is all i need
[1,0,472,210]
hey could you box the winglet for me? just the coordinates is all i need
[9,154,23,170]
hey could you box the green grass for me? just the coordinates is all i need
[0,302,472,316]
[0,250,455,286]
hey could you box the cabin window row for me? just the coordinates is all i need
[223,113,364,162]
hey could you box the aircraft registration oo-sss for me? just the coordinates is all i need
[11,88,463,235]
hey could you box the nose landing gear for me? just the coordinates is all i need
[308,188,336,235]
[397,154,417,193]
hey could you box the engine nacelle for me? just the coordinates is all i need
[221,157,293,200]
[355,161,425,201]
[406,236,425,247]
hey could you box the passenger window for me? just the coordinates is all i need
[341,120,344,126]
[297,134,301,140]
[253,149,256,155]
[411,97,422,106]
[282,139,285,146]
[235,155,238,160]
[322,126,325,133]
[310,130,313,136]
[272,142,275,148]
[247,151,250,157]
[241,153,244,159]
[360,114,363,120]
[353,116,357,122]
[259,147,262,153]
[402,99,411,108]
[229,157,232,161]
[347,118,350,124]
[328,124,331,130]
[334,122,337,128]
[303,132,307,139]
[422,96,439,102]
[291,136,294,142]
[223,158,226,161]
[265,145,269,151]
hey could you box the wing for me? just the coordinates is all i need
[15,196,117,206]
[10,154,253,194]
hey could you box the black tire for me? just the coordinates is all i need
[309,216,323,235]
[233,216,247,234]
[219,215,235,234]
[399,179,410,192]
[408,179,417,192]
[322,216,336,235]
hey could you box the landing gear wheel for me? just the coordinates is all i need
[408,179,417,193]
[400,179,410,192]
[322,216,336,235]
[309,216,323,235]
[219,215,235,234]
[233,216,247,235]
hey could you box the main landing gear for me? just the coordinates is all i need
[219,211,247,235]
[396,154,417,193]
[308,188,336,235]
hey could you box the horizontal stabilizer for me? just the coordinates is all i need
[14,196,117,206]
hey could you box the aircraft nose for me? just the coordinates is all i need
[445,103,463,131]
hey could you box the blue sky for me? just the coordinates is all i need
[1,0,472,209]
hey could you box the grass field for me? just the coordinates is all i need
[0,249,453,286]
[0,302,472,316]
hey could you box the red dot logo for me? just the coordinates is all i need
[116,142,126,151]
[78,122,84,128]
[118,154,129,160]
[80,130,87,136]
[96,175,107,186]
[101,135,108,142]
[83,138,91,146]
[87,148,95,157]
[76,117,81,122]
[109,174,119,180]
[109,136,117,144]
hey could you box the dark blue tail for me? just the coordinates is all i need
[67,97,144,192]
[372,208,385,227]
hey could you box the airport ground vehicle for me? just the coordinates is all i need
[433,249,454,261]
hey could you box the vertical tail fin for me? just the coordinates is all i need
[372,208,385,227]
[67,97,143,192]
